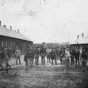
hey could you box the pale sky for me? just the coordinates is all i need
[0,0,88,43]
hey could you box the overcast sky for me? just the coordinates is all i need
[0,0,88,43]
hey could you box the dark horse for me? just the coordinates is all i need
[0,48,11,72]
[24,49,34,66]
[50,49,57,65]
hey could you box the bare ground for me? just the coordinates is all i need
[0,65,88,88]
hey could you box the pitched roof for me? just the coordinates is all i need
[0,26,31,41]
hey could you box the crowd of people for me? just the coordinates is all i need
[0,45,88,72]
[24,47,58,66]
[24,45,88,67]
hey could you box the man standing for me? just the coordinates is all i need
[35,48,39,65]
[15,49,21,65]
[40,47,46,65]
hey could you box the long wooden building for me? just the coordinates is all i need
[0,22,33,54]
[70,34,88,51]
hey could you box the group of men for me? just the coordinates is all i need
[23,46,66,66]
[0,45,88,71]
[24,46,88,67]
[24,47,59,66]
[69,46,88,67]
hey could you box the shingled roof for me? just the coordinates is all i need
[0,26,31,41]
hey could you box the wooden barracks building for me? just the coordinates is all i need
[70,33,88,50]
[0,21,33,54]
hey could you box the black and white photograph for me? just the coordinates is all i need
[0,0,88,88]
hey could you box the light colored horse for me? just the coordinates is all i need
[64,49,71,66]
[15,49,21,65]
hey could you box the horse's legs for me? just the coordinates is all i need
[30,58,34,66]
[16,59,18,65]
[35,58,37,65]
[47,56,50,63]
[18,57,21,64]
[47,56,49,63]
[41,56,43,65]
[32,58,34,65]
[35,58,38,65]
[42,56,45,65]
[55,58,57,65]
[48,57,51,64]
[71,57,74,65]
[42,57,44,65]
[51,59,53,65]
[75,57,78,65]
[60,57,63,64]
[36,57,39,65]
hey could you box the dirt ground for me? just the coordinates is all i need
[0,65,88,88]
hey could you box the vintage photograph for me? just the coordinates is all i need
[0,0,88,88]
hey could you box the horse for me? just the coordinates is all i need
[0,48,11,72]
[50,49,57,65]
[15,49,21,65]
[73,47,80,65]
[81,48,88,67]
[34,48,40,65]
[40,47,46,65]
[64,48,71,67]
[59,48,65,64]
[46,48,52,63]
[24,49,34,66]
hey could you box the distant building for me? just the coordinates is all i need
[70,33,88,49]
[70,33,88,44]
